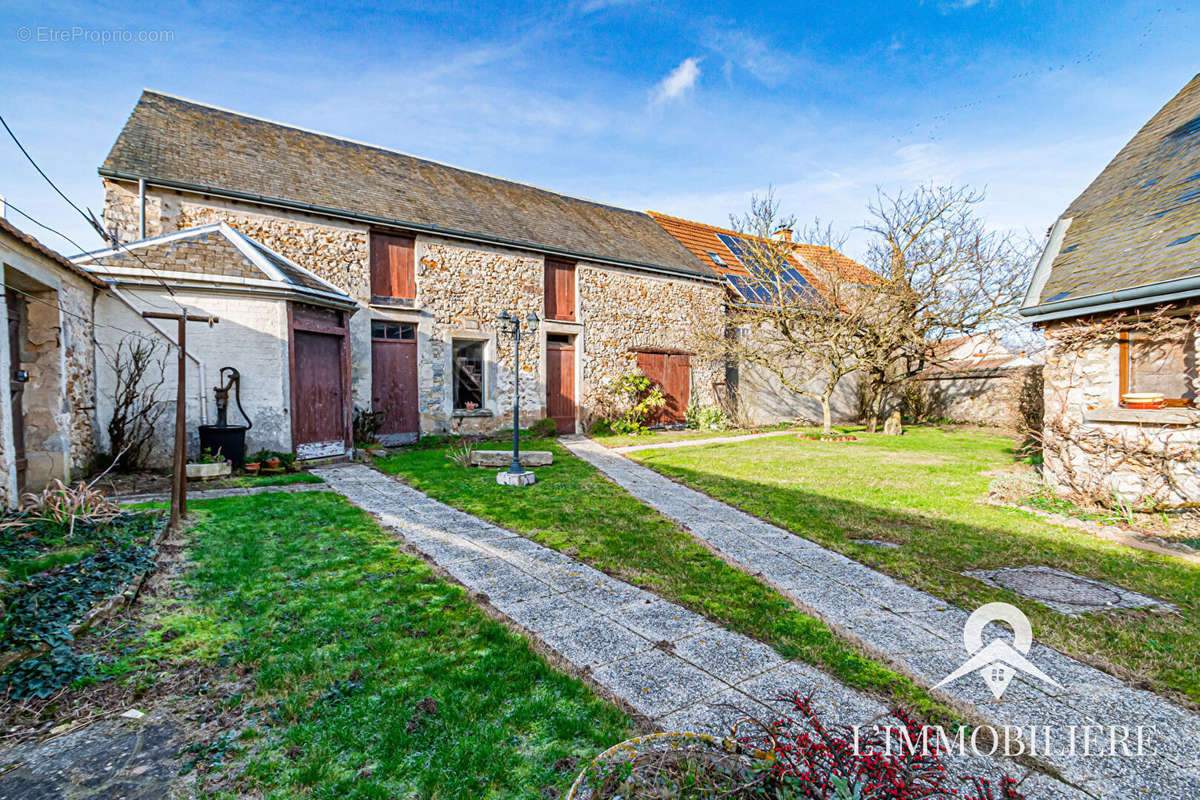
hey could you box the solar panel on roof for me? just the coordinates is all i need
[1166,233,1200,247]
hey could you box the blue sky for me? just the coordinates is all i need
[1,0,1198,259]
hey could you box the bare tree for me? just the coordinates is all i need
[101,338,169,470]
[855,184,1036,431]
[702,193,871,433]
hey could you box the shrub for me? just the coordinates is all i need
[530,417,557,438]
[686,399,733,431]
[608,374,667,435]
[589,418,614,436]
[447,438,477,468]
[353,406,385,444]
[575,692,1026,799]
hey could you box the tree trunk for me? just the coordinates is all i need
[821,393,833,434]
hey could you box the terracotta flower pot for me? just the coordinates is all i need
[265,458,281,469]
[245,462,261,474]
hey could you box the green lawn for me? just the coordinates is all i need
[631,426,1200,706]
[375,441,965,728]
[591,423,798,449]
[114,491,630,799]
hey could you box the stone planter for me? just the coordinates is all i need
[186,462,232,479]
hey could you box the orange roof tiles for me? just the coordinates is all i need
[646,211,878,298]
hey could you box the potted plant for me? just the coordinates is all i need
[244,460,261,475]
[186,448,232,480]
[265,455,281,469]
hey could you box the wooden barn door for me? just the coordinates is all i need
[289,304,350,459]
[546,337,575,434]
[636,351,690,425]
[371,320,420,444]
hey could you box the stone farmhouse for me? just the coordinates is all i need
[1022,72,1200,505]
[647,212,876,424]
[91,90,728,456]
[0,217,106,504]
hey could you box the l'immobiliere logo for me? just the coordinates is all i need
[853,602,1154,759]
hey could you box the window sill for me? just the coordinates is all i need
[452,409,494,418]
[370,295,417,309]
[1084,406,1200,425]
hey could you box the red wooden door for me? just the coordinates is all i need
[663,354,691,423]
[636,351,690,425]
[545,260,575,321]
[292,330,346,457]
[546,341,575,434]
[372,321,419,441]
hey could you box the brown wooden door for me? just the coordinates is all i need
[371,321,419,441]
[546,341,575,434]
[636,351,690,425]
[291,330,346,457]
[7,292,24,492]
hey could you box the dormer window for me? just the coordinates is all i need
[707,251,726,267]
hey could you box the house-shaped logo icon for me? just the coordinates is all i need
[932,602,1061,699]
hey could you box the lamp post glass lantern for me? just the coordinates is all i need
[497,311,539,479]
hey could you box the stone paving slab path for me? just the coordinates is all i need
[562,436,1200,800]
[609,429,797,454]
[311,463,1086,799]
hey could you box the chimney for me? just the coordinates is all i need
[771,226,793,243]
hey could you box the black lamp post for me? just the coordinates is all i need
[497,310,539,479]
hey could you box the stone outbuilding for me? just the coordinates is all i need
[647,212,877,425]
[74,223,358,465]
[1021,72,1200,506]
[0,216,106,504]
[96,90,726,447]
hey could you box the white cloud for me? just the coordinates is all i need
[651,57,702,105]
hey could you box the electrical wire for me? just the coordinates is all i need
[2,199,91,256]
[3,283,173,349]
[0,112,185,307]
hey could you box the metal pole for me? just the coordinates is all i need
[509,321,523,474]
[167,314,187,530]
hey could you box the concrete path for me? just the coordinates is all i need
[115,481,322,506]
[562,436,1200,800]
[610,429,796,454]
[310,463,1081,799]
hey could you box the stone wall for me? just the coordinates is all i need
[102,179,728,437]
[414,237,544,433]
[577,264,725,423]
[920,367,1042,430]
[1041,320,1200,506]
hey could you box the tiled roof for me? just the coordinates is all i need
[101,91,717,281]
[0,216,106,287]
[74,223,356,309]
[1033,73,1200,306]
[646,211,877,299]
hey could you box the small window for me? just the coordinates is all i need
[547,333,572,346]
[370,232,416,301]
[707,251,725,266]
[371,321,416,341]
[1121,332,1197,406]
[453,340,484,410]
